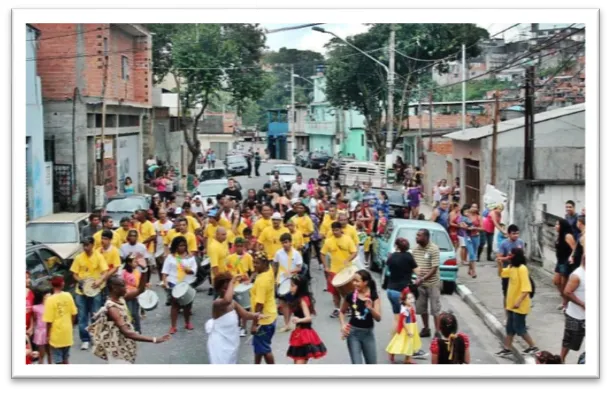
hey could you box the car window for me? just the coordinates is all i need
[274,166,297,175]
[37,248,64,275]
[105,198,148,212]
[395,228,454,252]
[27,223,79,244]
[198,169,226,182]
[26,251,48,282]
[196,182,227,197]
[227,156,245,164]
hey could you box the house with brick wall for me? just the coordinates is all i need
[34,23,152,211]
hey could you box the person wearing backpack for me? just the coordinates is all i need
[495,248,539,358]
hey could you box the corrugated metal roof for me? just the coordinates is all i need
[444,103,585,141]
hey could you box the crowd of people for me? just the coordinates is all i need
[25,160,586,366]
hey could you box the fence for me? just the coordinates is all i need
[53,164,74,211]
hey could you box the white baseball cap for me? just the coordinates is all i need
[350,201,359,212]
[271,212,282,220]
[175,207,183,215]
[291,198,300,205]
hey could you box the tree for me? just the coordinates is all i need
[324,23,489,159]
[148,24,270,173]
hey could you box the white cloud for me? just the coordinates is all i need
[264,23,371,54]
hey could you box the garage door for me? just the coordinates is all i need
[210,142,228,161]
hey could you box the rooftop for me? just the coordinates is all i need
[443,103,585,141]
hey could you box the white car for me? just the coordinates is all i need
[268,164,300,189]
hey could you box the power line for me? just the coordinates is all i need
[26,26,110,42]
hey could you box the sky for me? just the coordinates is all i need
[262,23,577,54]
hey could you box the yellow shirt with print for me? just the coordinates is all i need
[292,215,314,238]
[343,224,359,249]
[166,229,198,253]
[135,220,156,253]
[93,229,121,250]
[226,252,254,277]
[97,245,121,270]
[113,227,130,246]
[219,215,233,231]
[205,223,219,248]
[70,250,109,295]
[321,234,357,274]
[319,214,338,238]
[43,291,78,348]
[208,238,229,281]
[185,215,201,234]
[258,226,290,261]
[290,230,305,252]
[250,267,277,326]
[253,217,272,238]
[501,264,532,315]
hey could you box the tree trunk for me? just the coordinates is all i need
[185,101,207,174]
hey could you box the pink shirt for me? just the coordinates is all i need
[483,213,495,233]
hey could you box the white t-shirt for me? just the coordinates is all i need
[154,220,174,257]
[290,182,308,198]
[162,254,198,285]
[191,203,206,215]
[120,243,149,259]
[439,186,451,198]
[146,159,157,167]
[566,266,585,320]
[273,248,303,283]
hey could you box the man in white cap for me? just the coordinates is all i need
[258,212,289,261]
[191,196,206,215]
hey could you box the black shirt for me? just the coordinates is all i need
[386,252,418,291]
[318,174,331,186]
[345,290,379,329]
[222,187,242,202]
[284,210,297,224]
[256,190,271,204]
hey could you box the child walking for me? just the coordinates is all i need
[386,287,422,364]
[32,291,52,364]
[430,312,471,364]
[286,275,327,364]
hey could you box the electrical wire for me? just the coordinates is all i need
[26,25,110,42]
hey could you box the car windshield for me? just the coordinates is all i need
[27,223,78,244]
[274,166,297,175]
[199,169,226,182]
[312,153,328,159]
[105,198,148,212]
[373,189,404,205]
[227,156,245,164]
[396,227,454,252]
[196,182,227,197]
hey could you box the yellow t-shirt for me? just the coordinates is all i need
[166,229,198,253]
[258,226,290,261]
[135,220,156,253]
[250,267,277,326]
[205,223,219,248]
[219,215,233,231]
[93,229,121,250]
[185,215,201,234]
[208,238,229,281]
[233,222,248,239]
[97,245,121,270]
[113,227,130,246]
[70,250,109,295]
[321,234,357,273]
[319,214,338,238]
[253,217,272,238]
[343,224,359,249]
[290,230,305,252]
[292,215,314,241]
[501,264,532,315]
[43,291,78,348]
[226,252,254,277]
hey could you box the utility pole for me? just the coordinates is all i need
[385,25,395,169]
[491,91,500,185]
[417,84,422,166]
[428,91,434,151]
[462,44,467,131]
[289,64,295,162]
[525,66,536,180]
[98,56,109,188]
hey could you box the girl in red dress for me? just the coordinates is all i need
[26,272,34,337]
[286,275,327,364]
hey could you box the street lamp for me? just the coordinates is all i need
[313,26,395,169]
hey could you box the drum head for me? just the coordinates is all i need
[235,283,253,293]
[138,290,159,310]
[82,279,99,297]
[172,282,189,298]
[332,266,357,287]
[277,279,291,295]
[202,258,211,267]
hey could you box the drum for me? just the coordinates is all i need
[81,278,103,297]
[332,265,357,297]
[277,277,291,298]
[138,290,159,311]
[202,257,211,267]
[234,283,253,309]
[171,282,197,306]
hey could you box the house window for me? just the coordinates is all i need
[103,37,108,57]
[44,139,55,162]
[121,56,129,80]
[118,115,140,127]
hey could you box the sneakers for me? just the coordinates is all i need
[80,342,90,351]
[240,328,247,337]
[330,309,340,318]
[495,348,512,357]
[185,323,194,331]
[412,349,428,359]
[523,346,539,355]
[169,327,178,334]
[419,327,431,338]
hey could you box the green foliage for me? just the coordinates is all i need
[435,79,517,102]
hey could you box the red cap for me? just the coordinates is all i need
[50,276,64,288]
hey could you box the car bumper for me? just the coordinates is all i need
[440,266,459,282]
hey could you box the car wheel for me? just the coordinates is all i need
[441,280,456,295]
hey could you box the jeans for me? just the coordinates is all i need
[302,243,312,280]
[478,232,495,260]
[126,298,141,333]
[346,326,377,364]
[465,236,480,262]
[386,289,402,314]
[76,293,103,343]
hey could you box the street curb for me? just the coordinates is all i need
[455,283,536,365]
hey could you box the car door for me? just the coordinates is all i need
[26,250,50,287]
[37,247,76,294]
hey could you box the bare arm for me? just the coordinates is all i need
[369,298,382,322]
[430,209,439,223]
[564,274,584,309]
[294,299,313,324]
[233,301,260,321]
[124,269,148,302]
[107,307,156,342]
[464,347,471,364]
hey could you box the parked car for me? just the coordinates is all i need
[347,187,407,218]
[370,218,458,294]
[26,242,77,297]
[26,213,90,263]
[295,151,309,167]
[307,152,331,169]
[198,168,228,183]
[224,154,250,176]
[104,194,151,229]
[268,164,300,189]
[192,179,242,200]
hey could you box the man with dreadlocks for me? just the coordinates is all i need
[430,312,471,364]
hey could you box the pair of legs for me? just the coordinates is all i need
[279,299,293,330]
[170,299,193,332]
[466,236,480,277]
[457,236,468,265]
[51,346,71,365]
[346,326,377,364]
[553,262,569,309]
[502,311,537,351]
[416,286,441,336]
[75,293,103,346]
[477,232,495,261]
[560,314,585,363]
[253,323,276,364]
[35,344,51,364]
[410,205,420,219]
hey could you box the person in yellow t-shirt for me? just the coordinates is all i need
[113,217,131,247]
[285,220,305,253]
[93,216,121,249]
[177,204,201,234]
[70,237,109,350]
[97,230,121,276]
[253,205,273,237]
[134,210,156,254]
[208,227,230,289]
[338,212,359,247]
[43,276,77,364]
[226,237,254,279]
[250,251,278,364]
[319,204,339,239]
[258,212,289,261]
[321,222,357,318]
[204,212,221,248]
[166,217,198,256]
[496,248,538,356]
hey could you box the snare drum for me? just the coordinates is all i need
[332,265,357,297]
[277,277,291,298]
[234,283,253,309]
[138,290,159,311]
[171,282,196,306]
[81,278,103,297]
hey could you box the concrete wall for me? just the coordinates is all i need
[423,151,452,203]
[153,116,184,171]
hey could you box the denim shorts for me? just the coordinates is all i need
[555,261,569,276]
[506,311,527,336]
[386,289,402,314]
[51,346,71,364]
[253,322,276,355]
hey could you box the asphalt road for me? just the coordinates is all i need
[66,161,513,365]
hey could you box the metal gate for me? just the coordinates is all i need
[53,164,73,211]
[464,158,480,205]
[210,142,228,161]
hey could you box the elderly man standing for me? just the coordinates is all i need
[413,229,441,339]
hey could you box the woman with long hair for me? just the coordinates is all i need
[535,351,562,364]
[430,312,470,364]
[405,179,422,219]
[554,219,576,311]
[464,204,482,278]
[385,238,418,328]
[339,269,382,364]
[286,275,327,364]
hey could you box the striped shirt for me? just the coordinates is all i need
[412,242,440,287]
